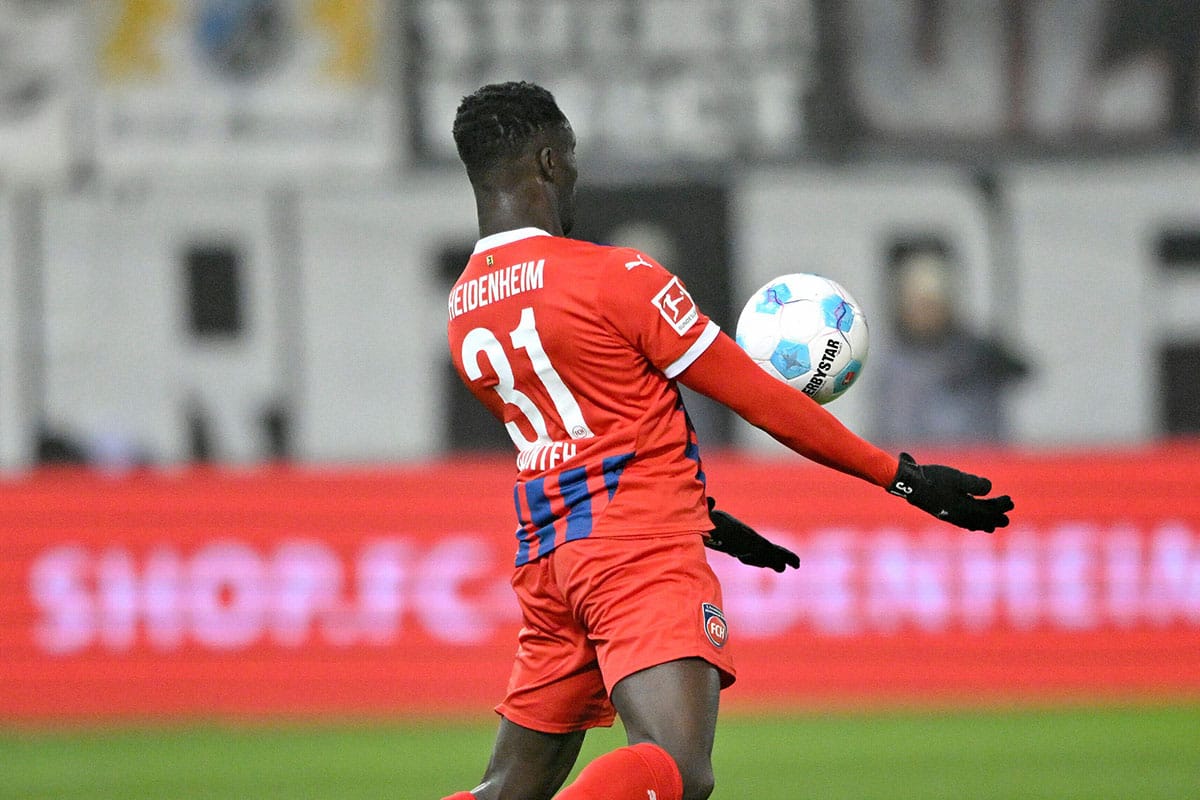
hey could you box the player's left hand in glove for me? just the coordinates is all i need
[888,452,1014,532]
[705,497,800,572]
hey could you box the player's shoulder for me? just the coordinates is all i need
[525,233,656,259]
[567,241,669,276]
[547,237,627,258]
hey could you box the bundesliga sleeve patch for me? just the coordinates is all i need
[651,277,699,335]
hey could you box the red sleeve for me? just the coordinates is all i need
[677,330,899,487]
[596,248,714,376]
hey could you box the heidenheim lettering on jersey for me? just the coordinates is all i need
[449,259,545,319]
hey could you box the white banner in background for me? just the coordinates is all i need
[0,4,84,182]
[93,0,394,178]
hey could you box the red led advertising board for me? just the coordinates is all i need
[2,447,1198,720]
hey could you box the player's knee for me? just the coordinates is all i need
[677,754,715,800]
[640,736,714,799]
[681,770,715,800]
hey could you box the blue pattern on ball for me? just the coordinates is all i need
[770,340,811,380]
[755,283,792,314]
[821,295,854,332]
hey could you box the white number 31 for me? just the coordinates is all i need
[461,307,593,449]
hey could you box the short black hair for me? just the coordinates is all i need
[452,81,570,180]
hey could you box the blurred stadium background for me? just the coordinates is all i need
[1,1,1198,798]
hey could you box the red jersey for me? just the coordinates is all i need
[447,227,716,565]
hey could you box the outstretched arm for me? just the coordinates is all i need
[679,331,1012,533]
[677,331,897,486]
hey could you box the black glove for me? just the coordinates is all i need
[888,452,1014,532]
[705,497,800,572]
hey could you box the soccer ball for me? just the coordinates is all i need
[734,273,869,404]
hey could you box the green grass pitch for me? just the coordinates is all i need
[2,704,1197,799]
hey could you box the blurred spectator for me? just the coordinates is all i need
[871,248,1029,446]
[35,421,150,471]
[34,423,88,465]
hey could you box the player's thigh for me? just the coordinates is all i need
[472,717,587,800]
[501,554,616,732]
[562,534,736,693]
[610,657,721,796]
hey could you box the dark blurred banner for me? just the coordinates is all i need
[821,0,1200,156]
[2,447,1199,720]
[3,1,1198,178]
[406,0,1200,165]
[405,0,817,163]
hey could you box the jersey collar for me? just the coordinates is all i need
[472,227,552,255]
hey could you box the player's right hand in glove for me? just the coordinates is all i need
[705,497,800,572]
[887,452,1014,532]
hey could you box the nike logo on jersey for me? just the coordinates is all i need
[624,253,654,270]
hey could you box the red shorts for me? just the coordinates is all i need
[496,532,736,734]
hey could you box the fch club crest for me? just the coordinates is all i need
[701,603,727,648]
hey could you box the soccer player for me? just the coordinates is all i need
[441,82,1012,800]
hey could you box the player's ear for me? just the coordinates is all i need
[537,146,555,181]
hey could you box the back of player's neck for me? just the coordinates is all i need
[476,197,561,239]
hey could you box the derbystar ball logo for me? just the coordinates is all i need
[702,603,727,648]
[652,277,698,335]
